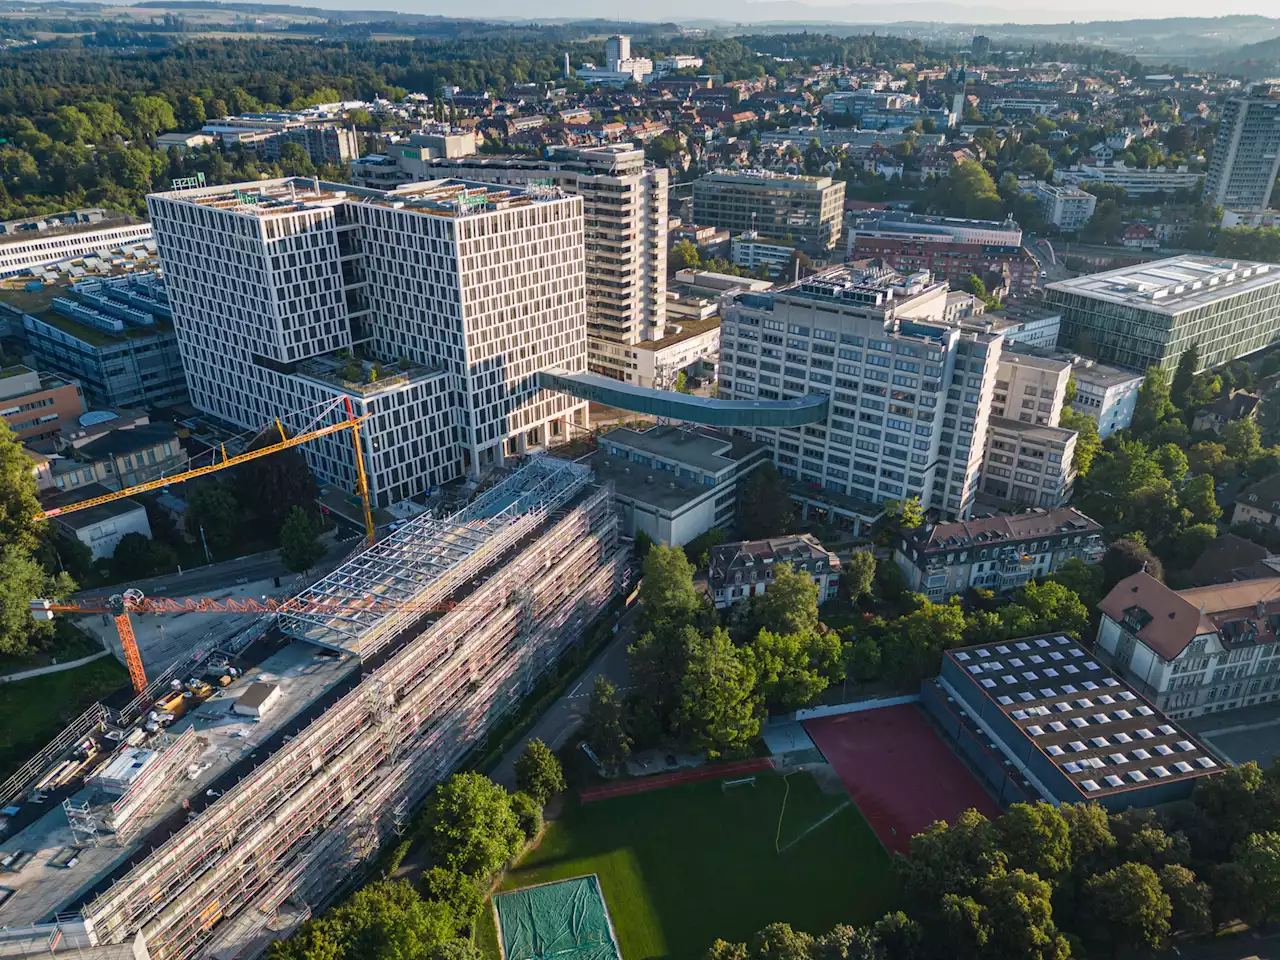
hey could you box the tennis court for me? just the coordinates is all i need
[804,704,1001,854]
[494,875,620,960]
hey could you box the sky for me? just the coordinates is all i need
[273,0,1280,23]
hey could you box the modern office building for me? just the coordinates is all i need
[19,277,188,409]
[414,146,668,384]
[989,303,1062,349]
[576,33,654,85]
[0,214,153,279]
[709,534,842,609]
[1097,571,1280,718]
[1031,183,1098,230]
[924,634,1224,811]
[1047,255,1280,371]
[846,212,1037,296]
[1066,358,1143,437]
[971,35,991,59]
[1202,91,1280,212]
[0,365,84,450]
[894,507,1102,599]
[730,232,796,274]
[693,170,846,255]
[718,263,1005,522]
[147,177,588,507]
[590,424,769,545]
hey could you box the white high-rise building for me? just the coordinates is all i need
[417,145,668,383]
[147,177,588,506]
[1203,90,1280,212]
[604,34,631,69]
[719,264,1005,523]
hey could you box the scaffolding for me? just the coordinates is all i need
[77,475,626,960]
[0,704,110,809]
[278,457,592,656]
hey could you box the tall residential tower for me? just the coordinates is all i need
[147,177,588,506]
[1203,90,1280,212]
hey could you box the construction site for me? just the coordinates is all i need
[0,457,630,960]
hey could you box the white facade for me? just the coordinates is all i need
[1059,163,1202,197]
[416,147,668,385]
[730,232,795,273]
[1032,183,1098,230]
[719,265,1004,519]
[980,418,1078,508]
[147,177,588,507]
[1203,94,1280,212]
[59,500,153,560]
[991,352,1070,427]
[1068,360,1143,438]
[995,306,1062,349]
[628,319,720,389]
[0,222,154,278]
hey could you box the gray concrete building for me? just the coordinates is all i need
[693,169,845,255]
[1203,90,1280,212]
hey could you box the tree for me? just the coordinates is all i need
[752,923,815,960]
[1061,802,1118,877]
[673,627,761,758]
[1187,441,1236,481]
[235,432,321,533]
[1101,539,1163,592]
[1059,408,1101,477]
[177,95,206,130]
[996,802,1072,881]
[111,532,157,579]
[1224,418,1263,464]
[1082,862,1172,955]
[748,629,830,710]
[945,160,1004,220]
[682,527,727,571]
[513,738,565,805]
[1048,558,1104,612]
[0,420,40,553]
[126,94,177,142]
[1191,761,1280,860]
[754,563,820,638]
[670,239,701,271]
[1233,831,1280,925]
[422,866,483,933]
[1157,864,1212,935]
[509,791,543,841]
[583,676,631,770]
[1132,366,1175,436]
[637,544,701,630]
[965,274,988,298]
[738,462,796,539]
[882,598,967,684]
[706,940,750,960]
[187,481,242,552]
[1171,342,1200,410]
[1181,474,1222,525]
[847,636,881,683]
[981,870,1071,960]
[1000,580,1090,641]
[0,546,71,656]
[841,550,876,605]
[898,808,1008,903]
[279,506,326,573]
[431,772,524,879]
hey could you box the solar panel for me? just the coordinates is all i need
[1105,775,1124,787]
[1196,757,1216,768]
[1151,765,1171,778]
[1128,770,1148,782]
[1132,748,1151,759]
[1109,753,1129,764]
[1082,779,1100,792]
[1071,717,1089,728]
[1090,737,1110,748]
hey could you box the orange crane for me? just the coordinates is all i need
[35,396,376,547]
[31,590,458,694]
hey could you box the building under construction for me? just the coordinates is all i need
[0,458,629,960]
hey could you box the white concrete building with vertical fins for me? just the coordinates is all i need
[147,177,588,506]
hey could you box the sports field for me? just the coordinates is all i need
[480,771,897,960]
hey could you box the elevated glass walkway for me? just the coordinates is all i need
[537,370,829,428]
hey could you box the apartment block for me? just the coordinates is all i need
[0,365,83,450]
[709,534,842,609]
[991,351,1071,426]
[147,177,588,507]
[894,507,1102,599]
[846,212,1037,296]
[718,264,1004,523]
[1098,571,1280,718]
[1203,92,1280,212]
[693,170,845,255]
[414,146,668,383]
[1031,183,1098,230]
[981,417,1078,508]
[1047,255,1280,371]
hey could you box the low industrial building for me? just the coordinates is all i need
[1097,572,1280,718]
[42,482,152,560]
[708,534,841,609]
[923,634,1225,811]
[894,507,1103,599]
[591,425,769,545]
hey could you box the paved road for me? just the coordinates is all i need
[73,539,360,601]
[489,601,641,790]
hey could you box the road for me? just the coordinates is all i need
[488,600,640,790]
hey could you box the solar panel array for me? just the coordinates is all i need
[952,635,1220,798]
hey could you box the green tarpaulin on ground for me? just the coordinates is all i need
[495,875,620,960]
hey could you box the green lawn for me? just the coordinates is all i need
[481,771,897,960]
[0,656,129,782]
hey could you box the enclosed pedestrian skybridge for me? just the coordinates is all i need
[537,369,829,428]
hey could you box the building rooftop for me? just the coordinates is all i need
[698,168,835,187]
[42,483,148,531]
[1098,571,1280,660]
[74,422,179,462]
[772,263,944,309]
[997,351,1072,375]
[709,533,840,583]
[987,416,1077,443]
[1046,255,1280,315]
[852,210,1022,242]
[946,634,1223,800]
[903,507,1100,553]
[0,210,143,247]
[599,424,766,475]
[630,316,721,351]
[1235,472,1280,514]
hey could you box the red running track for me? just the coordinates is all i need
[579,757,775,803]
[804,704,1000,854]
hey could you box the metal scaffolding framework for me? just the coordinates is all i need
[74,467,626,960]
[278,458,592,656]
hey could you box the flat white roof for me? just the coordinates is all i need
[1047,255,1280,315]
